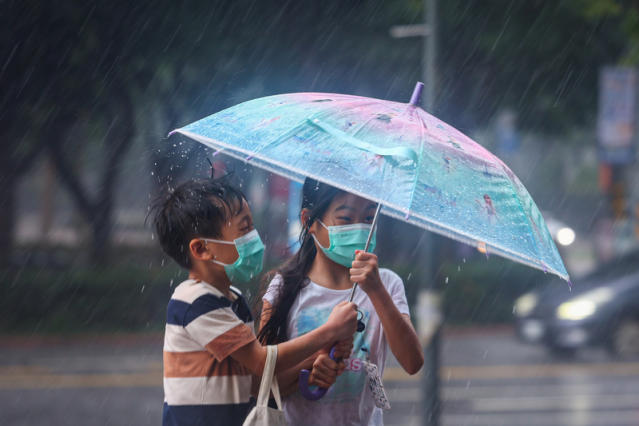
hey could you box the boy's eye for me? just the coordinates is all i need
[337,216,352,222]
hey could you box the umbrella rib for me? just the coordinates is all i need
[380,207,567,281]
[498,164,554,273]
[305,99,381,137]
[248,121,310,159]
[351,100,386,138]
[409,111,563,278]
[403,108,427,216]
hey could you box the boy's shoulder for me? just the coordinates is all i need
[171,279,226,303]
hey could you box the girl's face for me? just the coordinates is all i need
[307,192,377,249]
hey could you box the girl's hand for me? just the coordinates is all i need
[350,251,384,295]
[325,301,358,340]
[308,353,345,389]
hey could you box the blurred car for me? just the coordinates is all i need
[514,250,639,359]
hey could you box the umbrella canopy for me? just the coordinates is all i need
[171,83,568,281]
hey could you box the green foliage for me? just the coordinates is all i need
[0,250,547,332]
[436,1,628,133]
[437,257,551,324]
[0,265,186,333]
[566,164,599,195]
[578,0,639,64]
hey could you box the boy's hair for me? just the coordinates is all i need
[150,176,246,269]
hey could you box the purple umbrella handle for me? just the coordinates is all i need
[299,346,338,400]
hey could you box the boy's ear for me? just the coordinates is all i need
[189,238,214,261]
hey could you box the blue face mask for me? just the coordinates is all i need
[312,220,377,268]
[202,229,265,283]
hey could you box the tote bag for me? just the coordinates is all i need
[243,345,287,426]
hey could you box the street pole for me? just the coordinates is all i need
[422,1,440,425]
[390,2,440,424]
[424,0,437,112]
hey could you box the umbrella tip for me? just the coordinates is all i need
[409,82,424,106]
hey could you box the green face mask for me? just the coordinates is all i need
[312,220,377,267]
[203,229,265,283]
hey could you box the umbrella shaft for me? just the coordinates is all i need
[349,203,382,302]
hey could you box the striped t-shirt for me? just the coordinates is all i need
[163,279,256,426]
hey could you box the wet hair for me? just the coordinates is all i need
[149,176,246,269]
[257,178,344,344]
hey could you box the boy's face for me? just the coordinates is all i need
[213,198,255,264]
[191,198,255,266]
[308,192,377,249]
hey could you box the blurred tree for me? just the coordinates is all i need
[0,117,42,267]
[0,3,63,265]
[578,0,639,63]
[435,0,629,133]
[2,2,149,262]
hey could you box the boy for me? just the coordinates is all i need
[151,177,357,426]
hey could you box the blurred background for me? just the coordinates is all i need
[1,1,638,425]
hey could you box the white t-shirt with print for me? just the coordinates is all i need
[263,268,409,426]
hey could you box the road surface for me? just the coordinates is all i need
[1,329,637,425]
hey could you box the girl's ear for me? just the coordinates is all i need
[189,238,214,261]
[300,208,312,229]
[301,208,320,235]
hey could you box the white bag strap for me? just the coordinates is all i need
[271,367,283,409]
[256,345,282,409]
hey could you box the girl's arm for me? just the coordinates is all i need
[351,251,424,375]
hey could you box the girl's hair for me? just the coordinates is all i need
[257,178,344,344]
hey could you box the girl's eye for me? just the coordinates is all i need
[365,216,374,222]
[337,216,352,222]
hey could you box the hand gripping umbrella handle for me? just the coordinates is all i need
[348,203,382,302]
[299,347,338,400]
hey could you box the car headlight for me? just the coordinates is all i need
[514,293,538,317]
[556,287,613,321]
[557,300,596,320]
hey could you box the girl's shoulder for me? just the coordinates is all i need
[267,273,284,287]
[263,273,284,304]
[378,268,404,289]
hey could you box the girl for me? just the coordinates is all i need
[258,178,423,425]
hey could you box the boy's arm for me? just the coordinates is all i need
[232,301,357,376]
[351,251,424,375]
[250,352,315,397]
[259,300,316,395]
[181,294,352,378]
[258,301,351,395]
[253,350,316,396]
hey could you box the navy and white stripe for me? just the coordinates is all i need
[163,280,256,426]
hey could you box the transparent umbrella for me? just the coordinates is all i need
[171,82,568,282]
